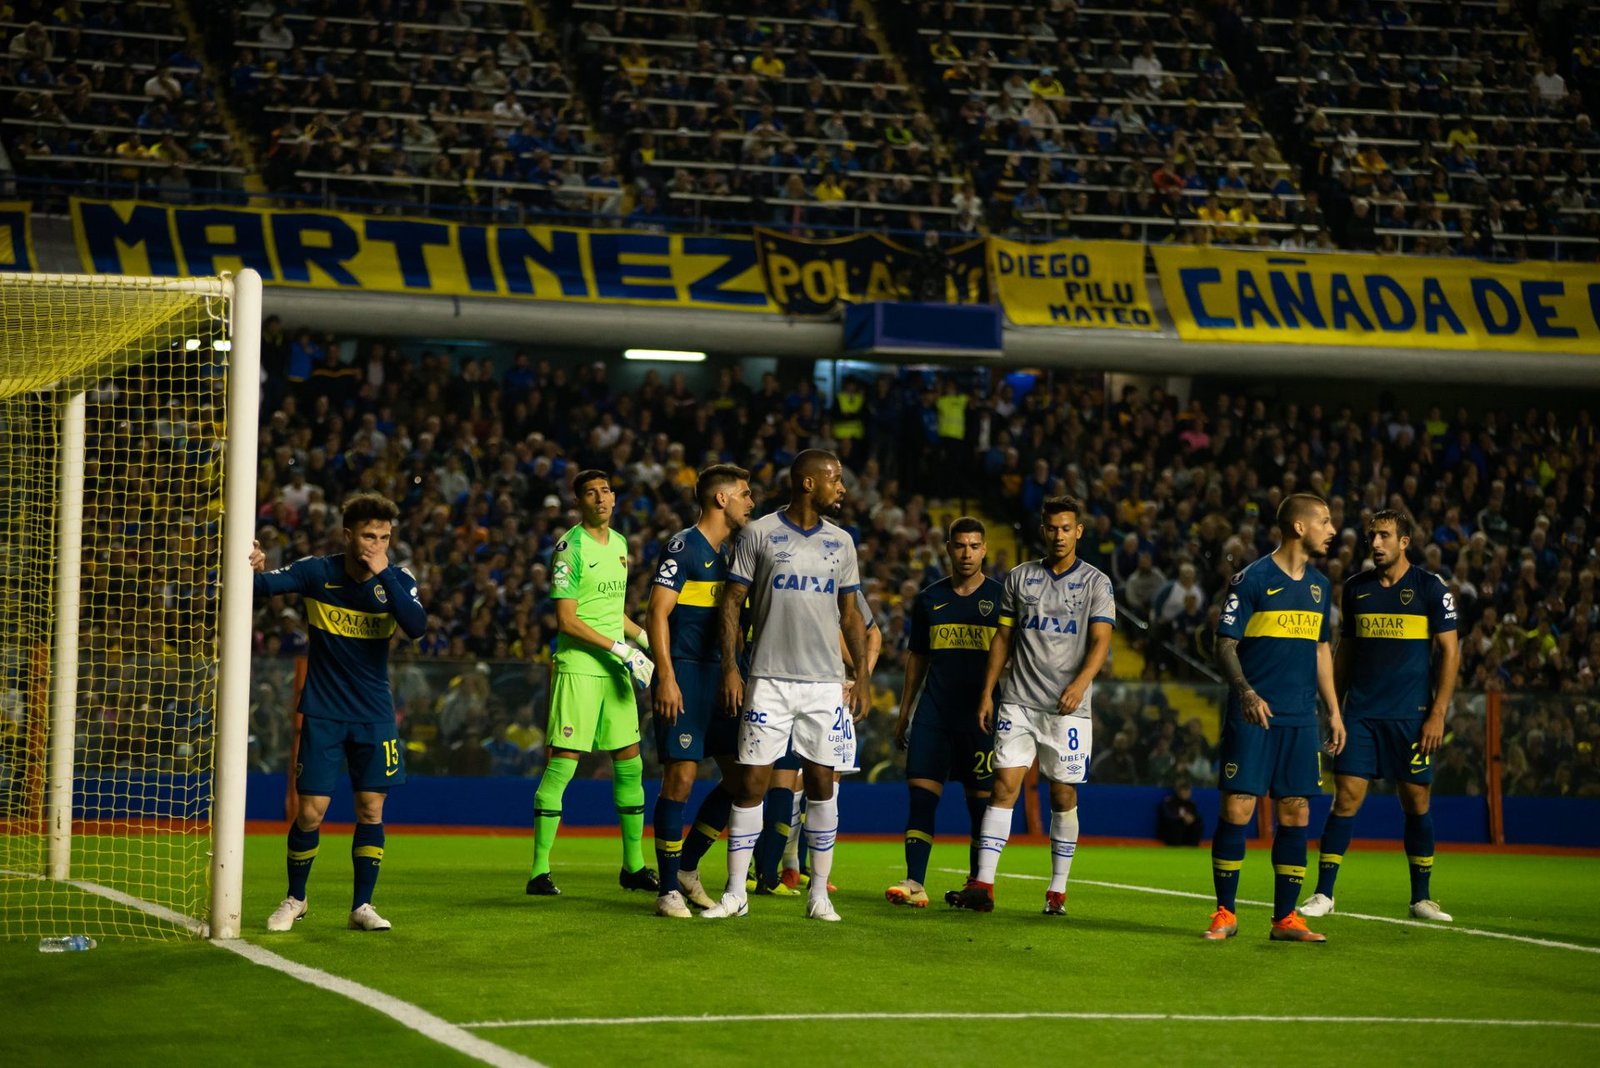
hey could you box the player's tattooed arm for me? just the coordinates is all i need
[717,581,749,714]
[1216,637,1272,728]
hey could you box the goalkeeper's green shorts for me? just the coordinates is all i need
[548,668,641,753]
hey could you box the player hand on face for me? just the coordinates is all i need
[1056,676,1089,716]
[249,540,266,573]
[1419,710,1446,755]
[1241,689,1273,729]
[1324,710,1346,756]
[655,675,684,723]
[720,666,745,718]
[359,542,390,577]
[977,694,995,732]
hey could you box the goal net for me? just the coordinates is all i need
[0,271,260,940]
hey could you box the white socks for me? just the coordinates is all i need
[802,790,838,901]
[726,802,761,899]
[1049,808,1079,894]
[975,806,1012,883]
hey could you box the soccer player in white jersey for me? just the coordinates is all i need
[703,449,872,922]
[948,496,1115,916]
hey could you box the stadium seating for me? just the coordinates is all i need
[2,0,244,208]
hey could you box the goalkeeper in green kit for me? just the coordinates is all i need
[526,469,660,897]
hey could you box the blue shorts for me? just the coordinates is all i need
[654,659,738,763]
[906,712,995,789]
[1218,719,1321,799]
[1335,717,1434,785]
[297,715,404,795]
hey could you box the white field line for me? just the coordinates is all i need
[9,869,543,1068]
[218,939,547,1068]
[931,867,1600,955]
[458,1011,1600,1031]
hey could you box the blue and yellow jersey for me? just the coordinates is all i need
[653,525,728,663]
[1216,555,1330,725]
[254,554,427,724]
[907,575,1004,728]
[1340,565,1457,720]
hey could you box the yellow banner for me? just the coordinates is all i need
[70,200,773,311]
[987,237,1154,329]
[0,202,34,272]
[1155,246,1600,353]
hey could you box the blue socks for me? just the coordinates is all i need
[965,790,989,880]
[904,786,939,885]
[1405,811,1435,903]
[1272,823,1308,922]
[1211,818,1248,912]
[351,822,384,911]
[653,796,686,896]
[1315,813,1356,898]
[286,821,319,901]
[753,787,792,886]
[680,783,733,873]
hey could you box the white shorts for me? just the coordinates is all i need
[993,703,1093,784]
[738,677,854,770]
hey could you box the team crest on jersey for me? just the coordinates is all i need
[668,537,685,553]
[1310,586,1322,603]
[979,599,994,616]
[1224,762,1238,779]
[1400,589,1414,605]
[678,733,692,749]
[561,725,573,738]
[618,556,626,569]
[554,540,568,553]
[1230,571,1244,586]
[373,583,388,604]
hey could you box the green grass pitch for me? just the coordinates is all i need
[4,832,1599,1067]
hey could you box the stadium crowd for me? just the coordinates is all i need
[238,326,1600,800]
[7,0,1600,255]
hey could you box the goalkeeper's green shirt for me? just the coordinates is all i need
[550,524,629,677]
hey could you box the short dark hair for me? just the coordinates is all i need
[697,463,750,509]
[342,492,398,528]
[1277,492,1328,535]
[947,516,986,540]
[1369,508,1414,540]
[573,469,611,496]
[790,448,838,491]
[1042,495,1082,523]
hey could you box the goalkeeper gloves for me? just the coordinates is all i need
[611,639,656,688]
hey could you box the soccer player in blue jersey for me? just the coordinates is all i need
[1205,493,1346,943]
[646,464,755,917]
[886,517,1004,908]
[252,493,427,933]
[1300,510,1459,922]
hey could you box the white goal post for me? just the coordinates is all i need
[0,268,260,940]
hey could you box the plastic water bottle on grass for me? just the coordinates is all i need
[38,935,96,953]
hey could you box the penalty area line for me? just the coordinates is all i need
[931,868,1600,956]
[2,868,542,1068]
[217,939,548,1068]
[458,1010,1600,1031]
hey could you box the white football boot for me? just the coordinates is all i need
[1298,893,1336,917]
[348,903,392,931]
[266,897,307,932]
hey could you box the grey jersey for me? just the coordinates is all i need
[730,510,861,683]
[998,558,1116,713]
